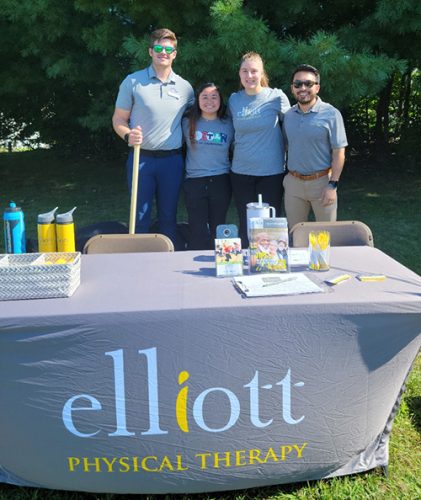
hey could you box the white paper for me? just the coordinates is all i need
[233,273,324,297]
[288,249,309,266]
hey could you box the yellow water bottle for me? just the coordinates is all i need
[37,207,58,252]
[56,207,77,252]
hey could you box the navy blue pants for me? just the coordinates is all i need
[126,150,183,245]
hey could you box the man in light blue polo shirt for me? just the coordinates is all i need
[112,28,194,244]
[283,64,348,229]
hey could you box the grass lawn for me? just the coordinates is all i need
[0,149,420,274]
[0,150,420,499]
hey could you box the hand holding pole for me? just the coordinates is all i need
[129,145,140,234]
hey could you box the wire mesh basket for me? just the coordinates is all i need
[0,252,81,300]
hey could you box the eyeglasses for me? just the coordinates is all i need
[152,45,176,55]
[292,80,318,89]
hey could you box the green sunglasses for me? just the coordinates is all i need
[152,45,176,55]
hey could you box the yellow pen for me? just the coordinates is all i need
[357,274,386,282]
[326,274,352,285]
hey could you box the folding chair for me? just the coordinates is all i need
[83,233,174,254]
[289,221,374,247]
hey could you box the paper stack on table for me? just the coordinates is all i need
[232,272,325,298]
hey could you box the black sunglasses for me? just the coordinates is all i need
[292,80,318,89]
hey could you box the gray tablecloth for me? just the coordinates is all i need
[0,247,420,494]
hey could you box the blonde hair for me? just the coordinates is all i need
[240,52,269,88]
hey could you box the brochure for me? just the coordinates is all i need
[248,217,289,273]
[215,238,243,277]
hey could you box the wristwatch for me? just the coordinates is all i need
[124,133,130,144]
[328,180,338,189]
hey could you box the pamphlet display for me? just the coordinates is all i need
[248,217,289,273]
[215,238,243,277]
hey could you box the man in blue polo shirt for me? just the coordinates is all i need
[112,28,194,244]
[283,64,348,230]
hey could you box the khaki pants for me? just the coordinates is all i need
[283,173,337,229]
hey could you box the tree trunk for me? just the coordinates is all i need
[402,65,413,129]
[374,76,394,161]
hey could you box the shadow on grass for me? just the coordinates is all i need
[0,470,387,500]
[407,396,421,434]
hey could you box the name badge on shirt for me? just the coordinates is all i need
[167,88,180,100]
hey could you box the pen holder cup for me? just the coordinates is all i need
[308,231,330,271]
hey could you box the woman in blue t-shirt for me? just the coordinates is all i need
[182,83,234,250]
[228,52,290,247]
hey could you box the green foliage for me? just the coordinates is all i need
[278,33,403,108]
[347,68,421,156]
[0,0,420,157]
[374,0,421,34]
